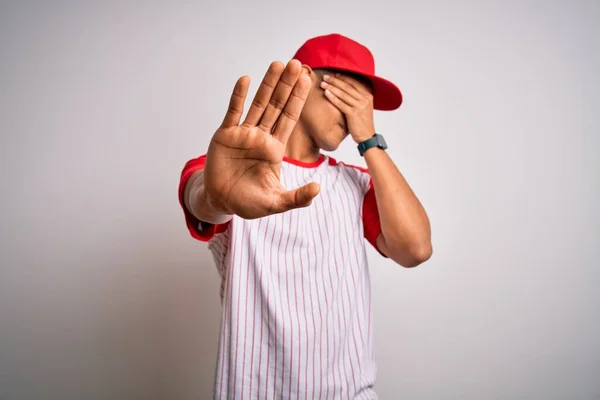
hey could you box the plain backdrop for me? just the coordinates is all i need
[1,1,599,399]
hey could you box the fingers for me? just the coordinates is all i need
[257,59,304,133]
[242,61,285,127]
[323,87,351,114]
[327,73,371,97]
[270,72,312,144]
[272,182,320,214]
[221,75,251,128]
[321,80,357,108]
[323,74,362,101]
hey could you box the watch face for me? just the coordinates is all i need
[376,134,387,148]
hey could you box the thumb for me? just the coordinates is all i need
[275,182,320,213]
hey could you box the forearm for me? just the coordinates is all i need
[184,170,233,225]
[363,148,432,263]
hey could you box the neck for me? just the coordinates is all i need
[283,123,321,162]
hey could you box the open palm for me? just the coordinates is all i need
[203,60,319,220]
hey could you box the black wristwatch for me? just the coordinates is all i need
[357,133,387,156]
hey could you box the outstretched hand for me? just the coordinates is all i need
[203,59,320,220]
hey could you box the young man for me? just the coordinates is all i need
[179,33,432,399]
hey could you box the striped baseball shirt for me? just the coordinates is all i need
[178,154,386,399]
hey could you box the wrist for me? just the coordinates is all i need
[353,132,375,144]
[188,171,233,223]
[204,190,233,217]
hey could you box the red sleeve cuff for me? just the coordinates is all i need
[178,155,229,242]
[362,179,387,257]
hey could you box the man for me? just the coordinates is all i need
[179,33,432,399]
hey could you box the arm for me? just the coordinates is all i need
[363,148,432,267]
[319,73,432,267]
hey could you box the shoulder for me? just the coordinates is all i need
[326,156,372,192]
[326,155,370,176]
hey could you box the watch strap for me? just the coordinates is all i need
[357,133,387,156]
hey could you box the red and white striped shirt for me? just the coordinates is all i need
[178,154,385,399]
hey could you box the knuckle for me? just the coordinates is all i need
[279,78,295,89]
[280,108,298,121]
[269,96,286,110]
[262,80,277,91]
[251,98,268,110]
[289,90,306,102]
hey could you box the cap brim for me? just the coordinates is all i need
[368,74,403,111]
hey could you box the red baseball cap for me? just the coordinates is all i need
[292,33,403,111]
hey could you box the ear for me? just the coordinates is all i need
[301,64,318,88]
[301,64,313,75]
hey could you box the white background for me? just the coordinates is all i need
[1,1,599,399]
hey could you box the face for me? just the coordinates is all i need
[298,69,373,152]
[299,70,372,151]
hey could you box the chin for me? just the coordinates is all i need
[318,139,343,152]
[316,130,347,152]
[318,142,339,152]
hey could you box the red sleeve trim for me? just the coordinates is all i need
[178,154,230,242]
[362,179,386,257]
